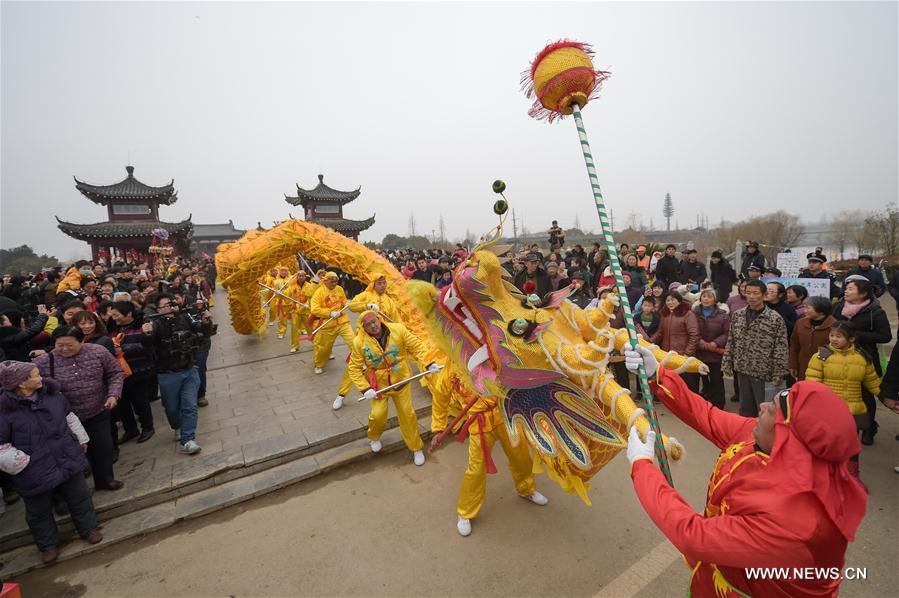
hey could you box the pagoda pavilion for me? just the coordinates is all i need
[57,166,193,263]
[284,174,374,241]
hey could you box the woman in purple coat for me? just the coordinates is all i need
[33,326,125,491]
[0,361,103,563]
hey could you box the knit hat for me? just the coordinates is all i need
[0,361,35,392]
[710,250,723,259]
[843,274,869,284]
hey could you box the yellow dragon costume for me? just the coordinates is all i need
[215,217,706,508]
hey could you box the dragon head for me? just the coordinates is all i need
[414,249,569,393]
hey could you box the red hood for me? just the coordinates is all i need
[768,381,867,541]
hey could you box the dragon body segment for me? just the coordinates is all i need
[214,218,440,364]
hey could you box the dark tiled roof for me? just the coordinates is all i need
[74,166,177,205]
[309,215,375,233]
[56,217,193,241]
[192,222,245,238]
[284,174,361,206]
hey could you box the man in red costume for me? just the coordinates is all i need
[623,344,867,597]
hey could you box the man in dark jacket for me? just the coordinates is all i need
[739,242,766,279]
[798,253,839,298]
[108,301,156,443]
[514,253,552,298]
[654,244,680,289]
[845,254,886,297]
[0,307,49,362]
[565,272,592,309]
[677,249,708,287]
[709,250,737,303]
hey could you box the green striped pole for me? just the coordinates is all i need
[571,103,673,486]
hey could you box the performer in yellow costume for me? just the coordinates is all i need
[286,270,315,353]
[348,311,437,466]
[271,266,293,339]
[430,372,547,537]
[310,271,354,409]
[348,274,399,322]
[262,267,279,327]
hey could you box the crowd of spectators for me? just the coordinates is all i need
[0,257,217,562]
[378,225,899,475]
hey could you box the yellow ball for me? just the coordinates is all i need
[524,40,609,121]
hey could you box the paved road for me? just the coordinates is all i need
[18,395,898,597]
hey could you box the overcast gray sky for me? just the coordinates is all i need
[2,1,896,261]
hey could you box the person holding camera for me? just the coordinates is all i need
[143,293,214,455]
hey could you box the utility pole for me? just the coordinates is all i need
[408,212,417,237]
[512,208,519,243]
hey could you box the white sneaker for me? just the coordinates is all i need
[894,466,899,474]
[289,347,298,353]
[370,440,382,453]
[332,395,344,410]
[314,367,323,375]
[178,440,202,455]
[172,428,180,442]
[457,517,471,537]
[268,321,275,327]
[522,491,548,506]
[277,334,285,339]
[413,450,425,466]
[329,355,335,360]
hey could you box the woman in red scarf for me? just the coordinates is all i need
[623,344,867,597]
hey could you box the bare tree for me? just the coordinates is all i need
[865,206,899,255]
[717,211,804,262]
[827,211,862,261]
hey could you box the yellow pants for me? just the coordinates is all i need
[277,314,289,337]
[457,423,536,520]
[367,386,423,452]
[290,311,310,350]
[313,322,355,396]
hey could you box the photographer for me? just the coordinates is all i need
[172,292,216,407]
[143,293,214,455]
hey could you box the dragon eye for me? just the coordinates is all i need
[508,317,533,338]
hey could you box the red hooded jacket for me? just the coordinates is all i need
[630,368,866,597]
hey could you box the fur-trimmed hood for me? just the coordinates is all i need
[0,377,62,412]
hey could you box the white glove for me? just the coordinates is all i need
[427,362,441,373]
[626,426,656,466]
[363,388,378,401]
[329,311,341,318]
[624,344,659,379]
[366,303,380,313]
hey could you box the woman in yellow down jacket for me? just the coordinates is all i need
[348,311,438,468]
[805,321,881,484]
